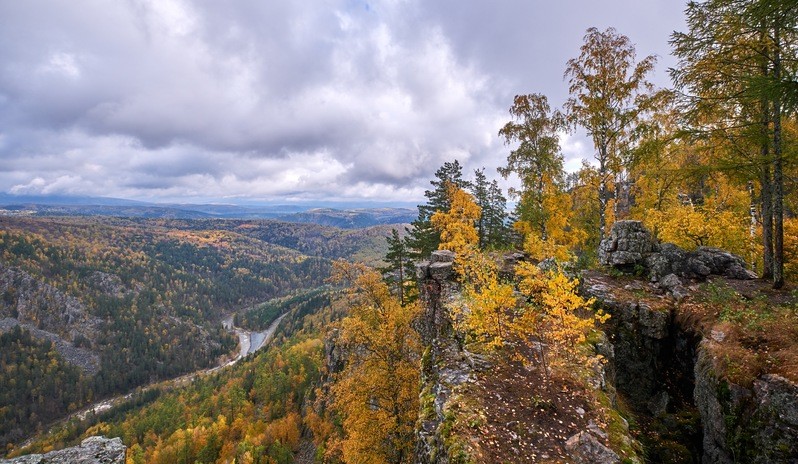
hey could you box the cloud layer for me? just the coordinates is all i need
[0,0,684,203]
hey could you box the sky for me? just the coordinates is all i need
[0,0,687,205]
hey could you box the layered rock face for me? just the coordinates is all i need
[593,221,798,463]
[598,220,756,282]
[414,250,479,463]
[1,436,125,464]
[696,344,798,463]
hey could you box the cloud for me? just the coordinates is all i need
[0,0,685,203]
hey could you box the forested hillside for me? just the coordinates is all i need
[10,284,342,463]
[0,216,389,453]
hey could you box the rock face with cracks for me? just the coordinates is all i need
[695,344,798,463]
[1,436,125,464]
[598,220,756,282]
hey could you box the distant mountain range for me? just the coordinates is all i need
[0,193,417,228]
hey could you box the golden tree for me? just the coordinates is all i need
[430,182,481,256]
[511,262,607,384]
[328,261,421,464]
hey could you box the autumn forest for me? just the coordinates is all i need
[2,0,798,463]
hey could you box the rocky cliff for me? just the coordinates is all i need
[0,436,125,464]
[0,263,101,373]
[591,220,798,463]
[414,250,640,463]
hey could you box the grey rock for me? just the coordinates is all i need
[600,221,755,281]
[659,273,683,290]
[428,262,454,282]
[1,436,125,464]
[754,374,798,427]
[430,250,455,264]
[695,344,798,463]
[0,318,100,374]
[647,390,670,417]
[598,220,656,268]
[637,303,669,339]
[565,431,620,464]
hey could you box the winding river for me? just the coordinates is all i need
[16,312,288,451]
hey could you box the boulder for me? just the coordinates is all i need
[598,221,657,269]
[2,436,125,464]
[600,221,755,283]
[565,431,621,464]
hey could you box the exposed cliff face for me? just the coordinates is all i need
[414,250,478,463]
[0,263,102,340]
[590,220,798,463]
[583,271,703,462]
[0,436,125,464]
[0,264,101,373]
[695,342,798,463]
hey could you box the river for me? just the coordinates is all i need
[15,312,288,451]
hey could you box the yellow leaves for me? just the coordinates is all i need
[784,217,798,280]
[431,182,481,256]
[328,261,420,464]
[511,262,606,380]
[460,261,517,348]
[633,173,753,260]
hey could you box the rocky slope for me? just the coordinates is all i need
[414,251,639,463]
[0,436,125,464]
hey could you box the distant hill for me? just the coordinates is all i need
[276,207,416,228]
[0,194,417,227]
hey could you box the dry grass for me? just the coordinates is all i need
[685,277,798,385]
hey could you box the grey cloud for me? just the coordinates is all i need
[0,0,686,202]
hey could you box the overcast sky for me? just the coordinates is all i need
[0,0,686,205]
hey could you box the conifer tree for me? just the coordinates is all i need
[671,0,798,287]
[407,160,470,258]
[470,168,511,250]
[381,229,416,306]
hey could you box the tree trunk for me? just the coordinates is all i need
[773,22,784,289]
[598,146,608,240]
[760,97,774,279]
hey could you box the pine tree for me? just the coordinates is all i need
[469,168,511,250]
[471,168,491,249]
[485,179,512,249]
[381,229,416,306]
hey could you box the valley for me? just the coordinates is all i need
[0,215,391,455]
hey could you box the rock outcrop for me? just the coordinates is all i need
[584,262,798,463]
[0,318,100,374]
[598,221,756,283]
[695,344,798,463]
[1,436,126,464]
[0,263,102,373]
[414,250,481,463]
[565,431,621,464]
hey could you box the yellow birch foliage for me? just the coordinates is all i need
[784,217,798,281]
[633,173,753,259]
[512,262,607,375]
[328,261,420,464]
[456,251,517,348]
[515,181,585,261]
[431,182,481,256]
